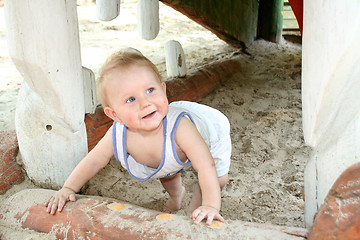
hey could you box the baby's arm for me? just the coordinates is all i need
[45,126,114,214]
[175,117,223,225]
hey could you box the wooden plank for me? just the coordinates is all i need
[283,19,299,29]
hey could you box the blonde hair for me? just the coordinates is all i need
[97,48,162,108]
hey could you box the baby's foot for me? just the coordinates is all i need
[163,186,186,213]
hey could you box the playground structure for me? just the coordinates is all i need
[1,0,360,238]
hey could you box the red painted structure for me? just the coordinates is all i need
[288,0,303,35]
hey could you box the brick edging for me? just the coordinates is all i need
[0,130,24,194]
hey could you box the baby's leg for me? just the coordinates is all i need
[187,174,229,216]
[160,173,186,212]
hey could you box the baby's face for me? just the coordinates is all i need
[105,65,168,133]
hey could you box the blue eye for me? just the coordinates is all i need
[147,88,154,94]
[127,97,135,103]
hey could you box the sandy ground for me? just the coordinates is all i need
[0,2,310,238]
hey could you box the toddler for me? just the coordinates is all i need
[46,48,231,225]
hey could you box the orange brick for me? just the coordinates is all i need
[0,167,24,193]
[85,105,113,151]
[0,130,24,194]
[308,162,360,239]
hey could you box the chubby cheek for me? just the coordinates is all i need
[127,111,140,122]
[158,97,169,113]
[122,115,139,128]
[117,107,138,125]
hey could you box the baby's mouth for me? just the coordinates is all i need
[143,111,156,119]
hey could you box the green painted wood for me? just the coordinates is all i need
[160,0,285,46]
[160,0,259,47]
[257,0,284,43]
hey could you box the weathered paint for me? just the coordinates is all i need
[164,40,187,77]
[302,0,360,229]
[138,0,160,40]
[0,130,24,194]
[4,0,88,188]
[0,189,309,240]
[257,0,284,43]
[160,0,259,47]
[96,0,120,21]
[308,162,360,239]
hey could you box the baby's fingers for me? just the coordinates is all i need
[45,197,54,213]
[191,208,201,220]
[46,199,59,215]
[194,213,206,224]
[57,198,67,212]
[205,215,215,225]
[207,213,225,225]
[192,209,207,224]
[69,193,76,202]
[45,197,52,208]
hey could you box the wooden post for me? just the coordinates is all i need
[82,67,97,114]
[137,0,160,40]
[4,0,88,188]
[302,0,360,229]
[164,40,187,77]
[96,0,120,21]
[257,0,283,43]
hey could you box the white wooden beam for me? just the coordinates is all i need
[4,0,88,188]
[302,0,360,229]
[96,0,121,21]
[82,67,97,114]
[137,0,160,40]
[164,40,187,77]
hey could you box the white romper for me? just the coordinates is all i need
[112,101,231,181]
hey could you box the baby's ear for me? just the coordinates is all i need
[104,107,121,123]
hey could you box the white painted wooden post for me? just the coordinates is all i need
[4,0,88,188]
[82,67,97,114]
[137,0,159,40]
[96,0,121,21]
[164,40,187,77]
[302,0,360,229]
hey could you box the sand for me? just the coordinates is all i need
[0,2,310,238]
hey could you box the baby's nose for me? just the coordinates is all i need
[139,96,151,109]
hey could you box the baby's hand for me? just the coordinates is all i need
[45,187,76,214]
[191,206,225,225]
